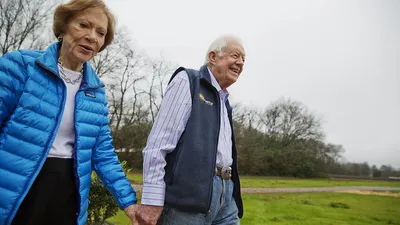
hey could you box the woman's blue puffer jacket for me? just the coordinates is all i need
[0,42,136,225]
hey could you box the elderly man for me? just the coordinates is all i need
[136,35,246,225]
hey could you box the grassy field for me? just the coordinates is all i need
[108,192,400,225]
[126,172,142,184]
[240,176,400,188]
[126,172,400,188]
[241,192,400,225]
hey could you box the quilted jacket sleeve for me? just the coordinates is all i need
[0,51,27,127]
[92,100,137,210]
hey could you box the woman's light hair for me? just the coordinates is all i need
[53,0,116,52]
[204,35,243,65]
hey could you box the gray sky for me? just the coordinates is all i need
[105,0,400,168]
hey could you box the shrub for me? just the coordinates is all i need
[87,161,131,225]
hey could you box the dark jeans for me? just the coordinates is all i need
[12,158,78,225]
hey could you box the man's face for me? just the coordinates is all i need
[209,40,245,89]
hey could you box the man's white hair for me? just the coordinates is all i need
[204,35,243,65]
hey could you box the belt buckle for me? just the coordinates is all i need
[221,167,232,180]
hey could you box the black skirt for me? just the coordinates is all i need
[12,157,78,225]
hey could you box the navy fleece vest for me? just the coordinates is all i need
[163,65,243,218]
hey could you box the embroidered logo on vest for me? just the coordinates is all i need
[199,93,213,106]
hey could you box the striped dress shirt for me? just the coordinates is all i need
[141,68,233,206]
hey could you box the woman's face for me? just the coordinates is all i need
[60,7,108,67]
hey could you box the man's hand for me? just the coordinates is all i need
[124,204,139,225]
[135,204,164,225]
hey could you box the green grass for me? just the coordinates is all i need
[126,172,400,188]
[241,192,400,225]
[107,192,141,225]
[108,192,400,225]
[107,211,130,225]
[126,172,143,184]
[240,176,400,188]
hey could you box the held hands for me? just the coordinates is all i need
[124,204,163,225]
[135,204,164,225]
[124,204,139,225]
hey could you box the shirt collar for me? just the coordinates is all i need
[207,67,230,101]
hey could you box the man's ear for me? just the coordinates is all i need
[208,51,217,65]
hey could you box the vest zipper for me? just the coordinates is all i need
[205,84,220,216]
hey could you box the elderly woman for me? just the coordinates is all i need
[0,0,137,225]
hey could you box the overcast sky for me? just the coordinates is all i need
[104,0,399,168]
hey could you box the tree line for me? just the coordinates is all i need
[2,1,399,224]
[1,0,399,180]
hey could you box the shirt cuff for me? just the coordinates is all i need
[141,183,166,206]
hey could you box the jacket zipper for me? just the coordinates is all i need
[73,89,81,221]
[35,60,104,223]
[73,85,103,221]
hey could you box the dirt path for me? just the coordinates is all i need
[131,184,400,194]
[240,186,400,194]
[336,190,400,197]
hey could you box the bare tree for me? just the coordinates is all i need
[232,103,260,131]
[91,28,166,133]
[146,58,174,122]
[111,49,147,131]
[0,0,59,55]
[257,98,324,144]
[90,29,176,152]
[94,35,147,132]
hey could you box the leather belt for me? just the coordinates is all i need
[215,166,232,180]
